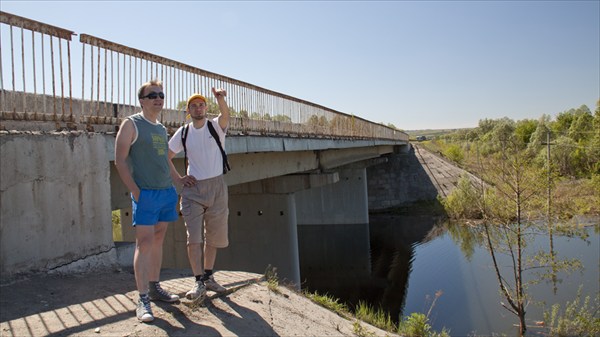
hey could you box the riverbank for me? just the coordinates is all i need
[0,267,398,337]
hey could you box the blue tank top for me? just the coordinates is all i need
[128,113,172,189]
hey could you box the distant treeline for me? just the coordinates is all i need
[424,100,600,180]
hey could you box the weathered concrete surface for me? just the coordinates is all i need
[367,144,439,209]
[0,131,115,277]
[367,143,476,210]
[412,144,482,198]
[0,268,398,337]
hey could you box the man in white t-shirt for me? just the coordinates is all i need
[168,87,230,302]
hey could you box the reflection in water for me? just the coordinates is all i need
[298,214,444,323]
[298,215,599,336]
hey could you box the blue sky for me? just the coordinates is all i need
[1,1,598,130]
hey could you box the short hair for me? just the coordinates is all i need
[137,79,163,99]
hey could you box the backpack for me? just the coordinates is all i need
[181,120,231,174]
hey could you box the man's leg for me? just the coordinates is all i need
[201,176,229,293]
[147,221,179,302]
[188,243,204,276]
[201,244,226,293]
[149,221,169,282]
[134,225,155,294]
[183,199,208,301]
[134,225,155,322]
[204,244,217,270]
[184,241,208,301]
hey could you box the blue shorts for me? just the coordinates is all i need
[132,187,179,226]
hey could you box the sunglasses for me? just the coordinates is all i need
[141,91,165,100]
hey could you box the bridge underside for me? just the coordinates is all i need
[113,136,409,286]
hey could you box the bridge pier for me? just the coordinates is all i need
[215,167,374,288]
[217,172,340,287]
[296,168,372,291]
[219,193,300,285]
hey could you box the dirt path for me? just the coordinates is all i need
[0,268,398,336]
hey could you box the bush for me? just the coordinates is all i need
[543,290,600,337]
[442,175,481,219]
[397,313,450,337]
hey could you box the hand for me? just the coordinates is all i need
[212,87,226,98]
[132,188,141,202]
[179,175,197,187]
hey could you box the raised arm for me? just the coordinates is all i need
[212,87,230,131]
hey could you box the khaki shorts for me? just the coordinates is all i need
[180,175,229,248]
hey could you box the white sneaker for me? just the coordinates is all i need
[186,280,207,301]
[204,275,226,293]
[136,296,154,323]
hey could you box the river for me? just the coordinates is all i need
[299,214,599,336]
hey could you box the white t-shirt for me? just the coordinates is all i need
[169,117,227,181]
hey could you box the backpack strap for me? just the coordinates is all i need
[206,120,231,174]
[181,123,189,169]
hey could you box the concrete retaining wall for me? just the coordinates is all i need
[0,131,116,278]
[367,146,439,209]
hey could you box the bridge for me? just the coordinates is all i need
[0,12,453,286]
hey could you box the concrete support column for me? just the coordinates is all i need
[295,168,371,291]
[217,193,300,286]
[295,168,369,225]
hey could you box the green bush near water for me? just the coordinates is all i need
[398,313,450,337]
[304,292,450,336]
[543,289,600,337]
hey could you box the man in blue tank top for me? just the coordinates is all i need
[114,79,180,323]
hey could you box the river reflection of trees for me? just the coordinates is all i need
[446,217,598,336]
[299,213,447,325]
[298,215,599,336]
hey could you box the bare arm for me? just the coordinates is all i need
[212,87,230,131]
[114,119,140,201]
[168,149,197,187]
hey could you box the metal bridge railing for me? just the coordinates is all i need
[0,11,407,142]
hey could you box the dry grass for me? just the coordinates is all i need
[553,179,600,218]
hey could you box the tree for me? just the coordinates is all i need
[568,107,593,143]
[477,137,546,335]
[591,100,600,174]
[552,108,577,135]
[514,119,537,145]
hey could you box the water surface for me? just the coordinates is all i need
[299,215,599,336]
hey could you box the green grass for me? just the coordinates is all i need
[352,321,378,337]
[304,292,451,337]
[264,265,281,294]
[355,301,397,332]
[304,291,349,317]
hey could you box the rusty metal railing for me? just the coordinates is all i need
[0,11,75,124]
[1,11,407,142]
